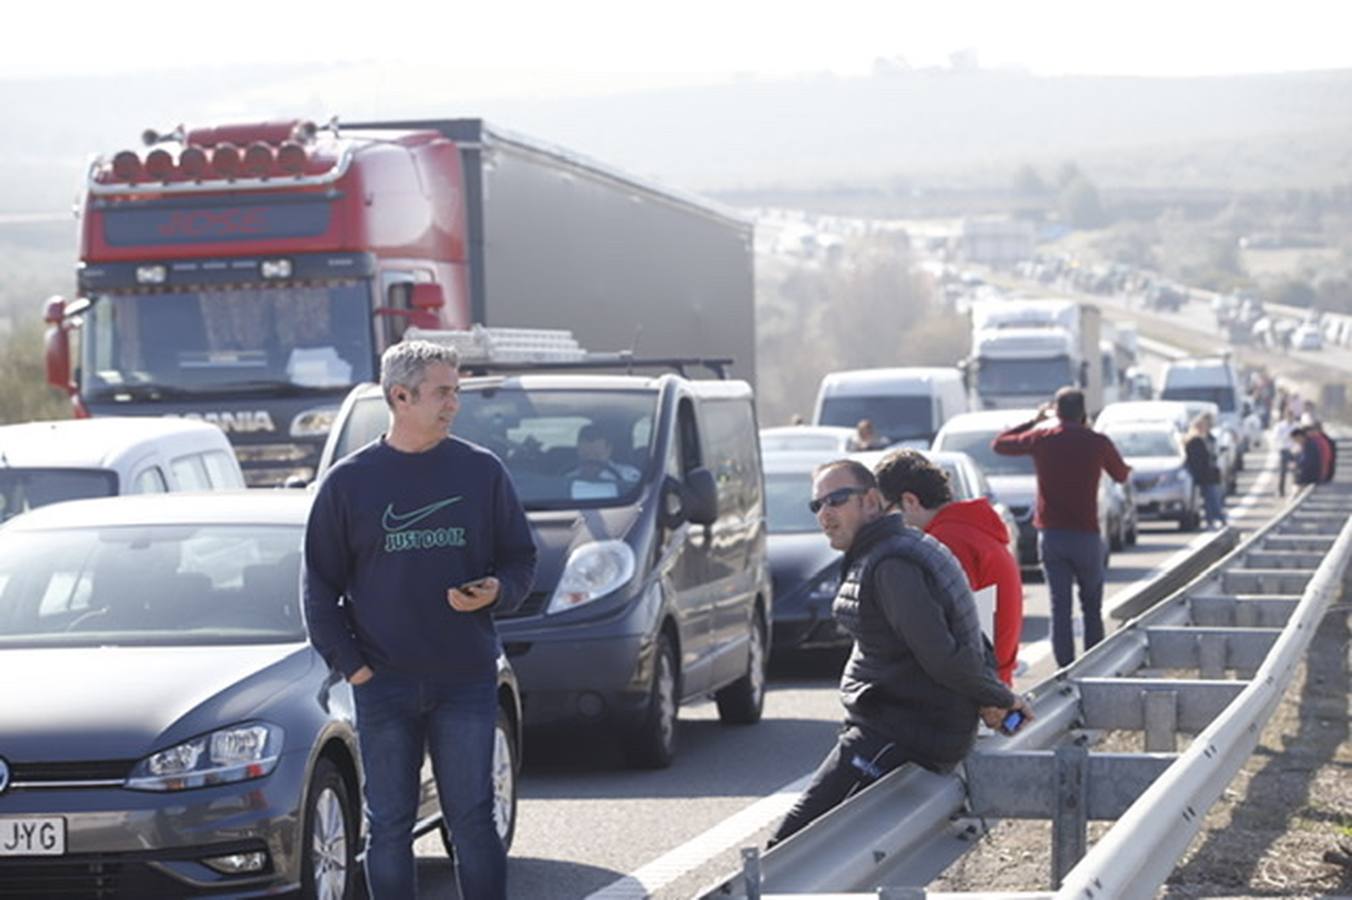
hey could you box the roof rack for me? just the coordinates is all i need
[403,326,732,379]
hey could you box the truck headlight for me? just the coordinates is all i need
[547,540,635,614]
[126,723,283,792]
[290,405,339,438]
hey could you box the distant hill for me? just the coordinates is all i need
[2,64,1350,217]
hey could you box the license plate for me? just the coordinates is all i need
[0,817,66,856]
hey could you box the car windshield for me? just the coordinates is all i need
[817,395,935,444]
[1161,385,1236,413]
[0,524,305,648]
[976,357,1074,395]
[934,430,1035,477]
[82,281,375,399]
[764,471,820,533]
[0,469,117,523]
[1106,430,1180,458]
[330,388,659,510]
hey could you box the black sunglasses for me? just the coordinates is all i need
[809,486,868,514]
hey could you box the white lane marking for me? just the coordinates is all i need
[1015,442,1281,677]
[584,774,811,899]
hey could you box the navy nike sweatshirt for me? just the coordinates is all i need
[303,436,537,683]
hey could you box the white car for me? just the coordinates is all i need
[0,417,245,523]
[759,425,857,456]
[1292,324,1323,351]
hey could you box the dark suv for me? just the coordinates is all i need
[318,371,771,768]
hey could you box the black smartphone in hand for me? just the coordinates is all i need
[1000,709,1025,735]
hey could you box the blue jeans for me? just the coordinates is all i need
[1039,529,1105,668]
[353,671,504,900]
[1201,483,1227,528]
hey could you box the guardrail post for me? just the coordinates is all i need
[740,846,762,900]
[1143,690,1178,752]
[1052,744,1089,888]
[1197,633,1227,679]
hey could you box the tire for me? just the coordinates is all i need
[623,632,679,769]
[439,705,519,856]
[300,758,357,900]
[714,609,767,725]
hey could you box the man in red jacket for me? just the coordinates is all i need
[875,449,1024,685]
[992,387,1131,667]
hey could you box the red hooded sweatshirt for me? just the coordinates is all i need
[924,499,1024,685]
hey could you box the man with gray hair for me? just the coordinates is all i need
[304,339,537,900]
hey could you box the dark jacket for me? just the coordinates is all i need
[992,418,1131,533]
[1295,440,1323,486]
[833,515,1015,770]
[1183,434,1220,486]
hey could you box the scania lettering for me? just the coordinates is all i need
[43,119,754,485]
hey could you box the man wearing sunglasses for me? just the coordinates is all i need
[770,459,1032,845]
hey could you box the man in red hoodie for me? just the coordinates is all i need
[874,449,1024,685]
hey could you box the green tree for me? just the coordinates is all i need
[1056,161,1083,190]
[1013,164,1048,196]
[1059,175,1106,229]
[0,319,73,425]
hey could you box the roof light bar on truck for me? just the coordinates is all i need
[405,326,733,379]
[88,143,354,196]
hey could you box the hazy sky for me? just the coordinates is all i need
[6,0,1346,88]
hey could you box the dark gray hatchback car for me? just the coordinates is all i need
[0,492,521,898]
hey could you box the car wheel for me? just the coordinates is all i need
[301,758,356,900]
[440,705,518,856]
[623,631,679,769]
[714,609,767,725]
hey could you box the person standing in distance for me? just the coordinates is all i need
[769,460,1031,844]
[874,449,1024,686]
[303,340,537,900]
[992,387,1130,668]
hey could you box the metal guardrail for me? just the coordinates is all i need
[702,457,1351,900]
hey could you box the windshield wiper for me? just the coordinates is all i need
[87,382,196,402]
[193,380,346,396]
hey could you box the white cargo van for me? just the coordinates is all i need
[0,417,244,523]
[1158,357,1250,455]
[812,368,968,449]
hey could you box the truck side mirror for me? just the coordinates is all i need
[682,468,719,527]
[410,283,445,311]
[42,296,73,393]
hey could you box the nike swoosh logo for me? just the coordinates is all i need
[382,496,464,532]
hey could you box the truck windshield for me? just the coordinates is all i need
[817,396,935,445]
[0,469,117,523]
[329,388,660,509]
[81,281,374,399]
[977,356,1073,396]
[1160,386,1236,413]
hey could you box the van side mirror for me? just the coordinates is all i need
[682,468,719,526]
[410,283,445,311]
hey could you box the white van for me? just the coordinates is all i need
[1158,357,1250,454]
[0,417,244,523]
[812,368,968,449]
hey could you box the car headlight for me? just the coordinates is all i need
[806,570,840,604]
[547,540,636,615]
[290,405,340,438]
[126,722,283,792]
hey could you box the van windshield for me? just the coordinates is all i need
[329,388,660,509]
[0,469,117,523]
[817,396,935,445]
[1160,386,1236,413]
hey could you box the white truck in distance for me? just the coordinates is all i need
[963,298,1103,414]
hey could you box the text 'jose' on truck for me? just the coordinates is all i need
[43,118,755,486]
